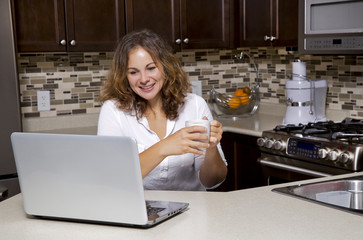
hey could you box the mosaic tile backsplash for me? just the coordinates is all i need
[17,47,363,119]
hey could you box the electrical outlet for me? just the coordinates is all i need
[37,90,51,111]
[191,81,202,96]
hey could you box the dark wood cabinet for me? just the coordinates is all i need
[213,132,263,192]
[12,0,125,52]
[125,0,236,51]
[239,0,298,47]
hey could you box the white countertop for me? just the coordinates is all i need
[23,103,285,136]
[1,173,363,240]
[218,112,283,137]
[216,102,353,137]
[23,102,352,136]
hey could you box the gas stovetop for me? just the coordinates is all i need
[274,118,363,144]
[257,118,363,171]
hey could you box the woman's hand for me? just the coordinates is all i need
[203,116,223,149]
[139,118,217,178]
[159,125,210,157]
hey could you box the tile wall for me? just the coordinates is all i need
[17,47,363,119]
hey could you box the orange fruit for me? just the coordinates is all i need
[228,88,251,109]
[234,89,245,97]
[233,88,251,105]
[240,95,250,105]
[228,96,240,109]
[243,87,251,95]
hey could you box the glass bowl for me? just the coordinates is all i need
[209,84,260,118]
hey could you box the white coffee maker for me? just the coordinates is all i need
[283,60,328,125]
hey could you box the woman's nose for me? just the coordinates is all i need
[140,71,150,83]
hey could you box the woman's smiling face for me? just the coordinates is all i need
[126,47,165,103]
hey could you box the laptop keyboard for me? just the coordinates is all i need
[147,206,165,216]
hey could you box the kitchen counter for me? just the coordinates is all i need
[216,102,353,137]
[217,112,283,137]
[23,102,353,136]
[1,172,363,240]
[21,103,285,136]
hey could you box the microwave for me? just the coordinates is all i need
[299,0,363,54]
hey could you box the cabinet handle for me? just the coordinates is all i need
[70,40,76,46]
[264,35,276,42]
[183,38,189,44]
[60,40,66,45]
[175,39,182,44]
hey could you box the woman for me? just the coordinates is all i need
[98,29,227,191]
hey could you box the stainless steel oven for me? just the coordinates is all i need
[257,118,363,185]
[258,153,350,185]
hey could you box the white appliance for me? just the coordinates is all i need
[283,61,327,125]
[299,0,363,54]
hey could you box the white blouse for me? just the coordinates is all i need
[97,93,227,191]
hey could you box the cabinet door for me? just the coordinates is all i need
[234,134,263,189]
[12,0,67,52]
[214,132,236,191]
[213,132,263,192]
[180,0,233,49]
[239,0,272,46]
[13,0,125,52]
[126,0,234,51]
[272,0,298,46]
[125,0,180,50]
[239,0,298,47]
[65,0,125,52]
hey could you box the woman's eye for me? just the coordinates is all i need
[147,66,156,71]
[129,71,137,75]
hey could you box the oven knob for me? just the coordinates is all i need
[265,139,275,149]
[318,148,329,159]
[339,152,352,164]
[328,150,340,162]
[257,138,266,147]
[273,140,285,151]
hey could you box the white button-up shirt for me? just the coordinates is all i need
[97,93,227,191]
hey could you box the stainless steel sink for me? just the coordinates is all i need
[272,175,363,215]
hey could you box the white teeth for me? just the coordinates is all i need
[140,84,154,90]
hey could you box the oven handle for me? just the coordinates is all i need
[259,159,332,178]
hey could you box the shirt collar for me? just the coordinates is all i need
[138,116,176,139]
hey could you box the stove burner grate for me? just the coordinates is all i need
[274,118,363,143]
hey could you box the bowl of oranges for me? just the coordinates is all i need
[209,83,260,118]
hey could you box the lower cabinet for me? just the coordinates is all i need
[212,132,263,191]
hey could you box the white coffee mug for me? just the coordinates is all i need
[185,119,210,150]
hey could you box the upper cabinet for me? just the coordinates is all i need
[12,0,125,52]
[12,0,298,52]
[125,0,236,51]
[239,0,298,47]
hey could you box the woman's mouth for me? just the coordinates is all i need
[140,83,155,91]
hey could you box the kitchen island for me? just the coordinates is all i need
[1,173,363,240]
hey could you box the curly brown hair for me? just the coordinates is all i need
[99,29,191,120]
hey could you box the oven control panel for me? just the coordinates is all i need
[258,131,361,171]
[287,138,320,160]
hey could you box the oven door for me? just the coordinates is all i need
[258,153,351,185]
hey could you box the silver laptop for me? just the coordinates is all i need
[11,132,188,228]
